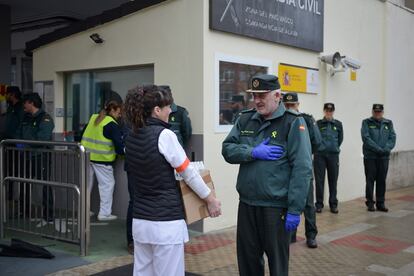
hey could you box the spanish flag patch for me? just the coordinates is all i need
[299,125,305,131]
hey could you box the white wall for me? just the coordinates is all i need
[384,1,414,151]
[202,0,413,232]
[32,0,414,233]
[33,0,204,134]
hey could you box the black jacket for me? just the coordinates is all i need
[125,118,184,221]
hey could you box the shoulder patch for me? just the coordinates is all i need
[43,114,52,121]
[301,113,314,119]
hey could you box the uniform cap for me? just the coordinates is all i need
[246,74,281,93]
[282,93,299,103]
[372,104,384,111]
[324,103,335,111]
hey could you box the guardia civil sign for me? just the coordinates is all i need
[210,0,324,52]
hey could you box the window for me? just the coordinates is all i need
[215,54,271,132]
[65,66,154,141]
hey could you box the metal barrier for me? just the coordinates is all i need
[0,139,90,256]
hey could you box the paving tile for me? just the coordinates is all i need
[49,186,414,276]
[332,234,413,254]
[318,223,377,244]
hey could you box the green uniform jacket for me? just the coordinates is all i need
[169,103,192,147]
[5,101,24,139]
[301,113,322,154]
[222,104,313,215]
[316,118,343,154]
[19,110,54,142]
[361,117,396,159]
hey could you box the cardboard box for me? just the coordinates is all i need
[179,170,215,225]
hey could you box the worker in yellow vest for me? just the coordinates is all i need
[81,101,124,221]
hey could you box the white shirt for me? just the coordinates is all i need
[133,128,211,245]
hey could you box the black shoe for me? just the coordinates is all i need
[316,207,322,213]
[330,207,338,214]
[376,205,389,212]
[306,239,318,248]
[367,204,375,212]
[290,234,297,243]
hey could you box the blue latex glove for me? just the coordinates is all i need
[251,137,284,161]
[16,143,25,149]
[285,213,300,232]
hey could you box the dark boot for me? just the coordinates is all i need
[367,202,375,212]
[376,203,389,212]
[306,238,318,249]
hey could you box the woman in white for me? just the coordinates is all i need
[124,85,221,276]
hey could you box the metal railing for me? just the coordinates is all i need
[0,139,90,256]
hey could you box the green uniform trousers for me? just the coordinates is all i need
[237,201,289,276]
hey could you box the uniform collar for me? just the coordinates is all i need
[322,117,334,122]
[32,109,44,118]
[370,116,385,123]
[251,102,286,121]
[170,103,178,113]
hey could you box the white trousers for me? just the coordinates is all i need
[88,163,115,216]
[133,242,185,276]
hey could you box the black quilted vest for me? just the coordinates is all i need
[125,117,184,221]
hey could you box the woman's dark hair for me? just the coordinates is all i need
[94,100,122,126]
[124,84,173,132]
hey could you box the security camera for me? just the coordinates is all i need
[320,52,342,68]
[341,56,362,70]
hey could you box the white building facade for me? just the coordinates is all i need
[30,0,414,232]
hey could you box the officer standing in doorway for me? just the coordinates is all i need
[4,86,24,202]
[19,92,55,223]
[361,104,396,212]
[314,103,343,214]
[5,86,24,139]
[222,75,312,276]
[283,92,321,249]
[159,85,192,149]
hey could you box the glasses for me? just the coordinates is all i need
[373,110,383,113]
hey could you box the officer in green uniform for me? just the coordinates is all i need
[4,86,24,201]
[5,86,24,139]
[361,104,396,212]
[314,103,343,214]
[222,75,312,276]
[19,93,55,222]
[283,92,321,249]
[159,86,192,148]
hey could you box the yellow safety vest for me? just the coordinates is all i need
[81,114,117,162]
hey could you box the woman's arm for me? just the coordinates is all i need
[159,129,221,217]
